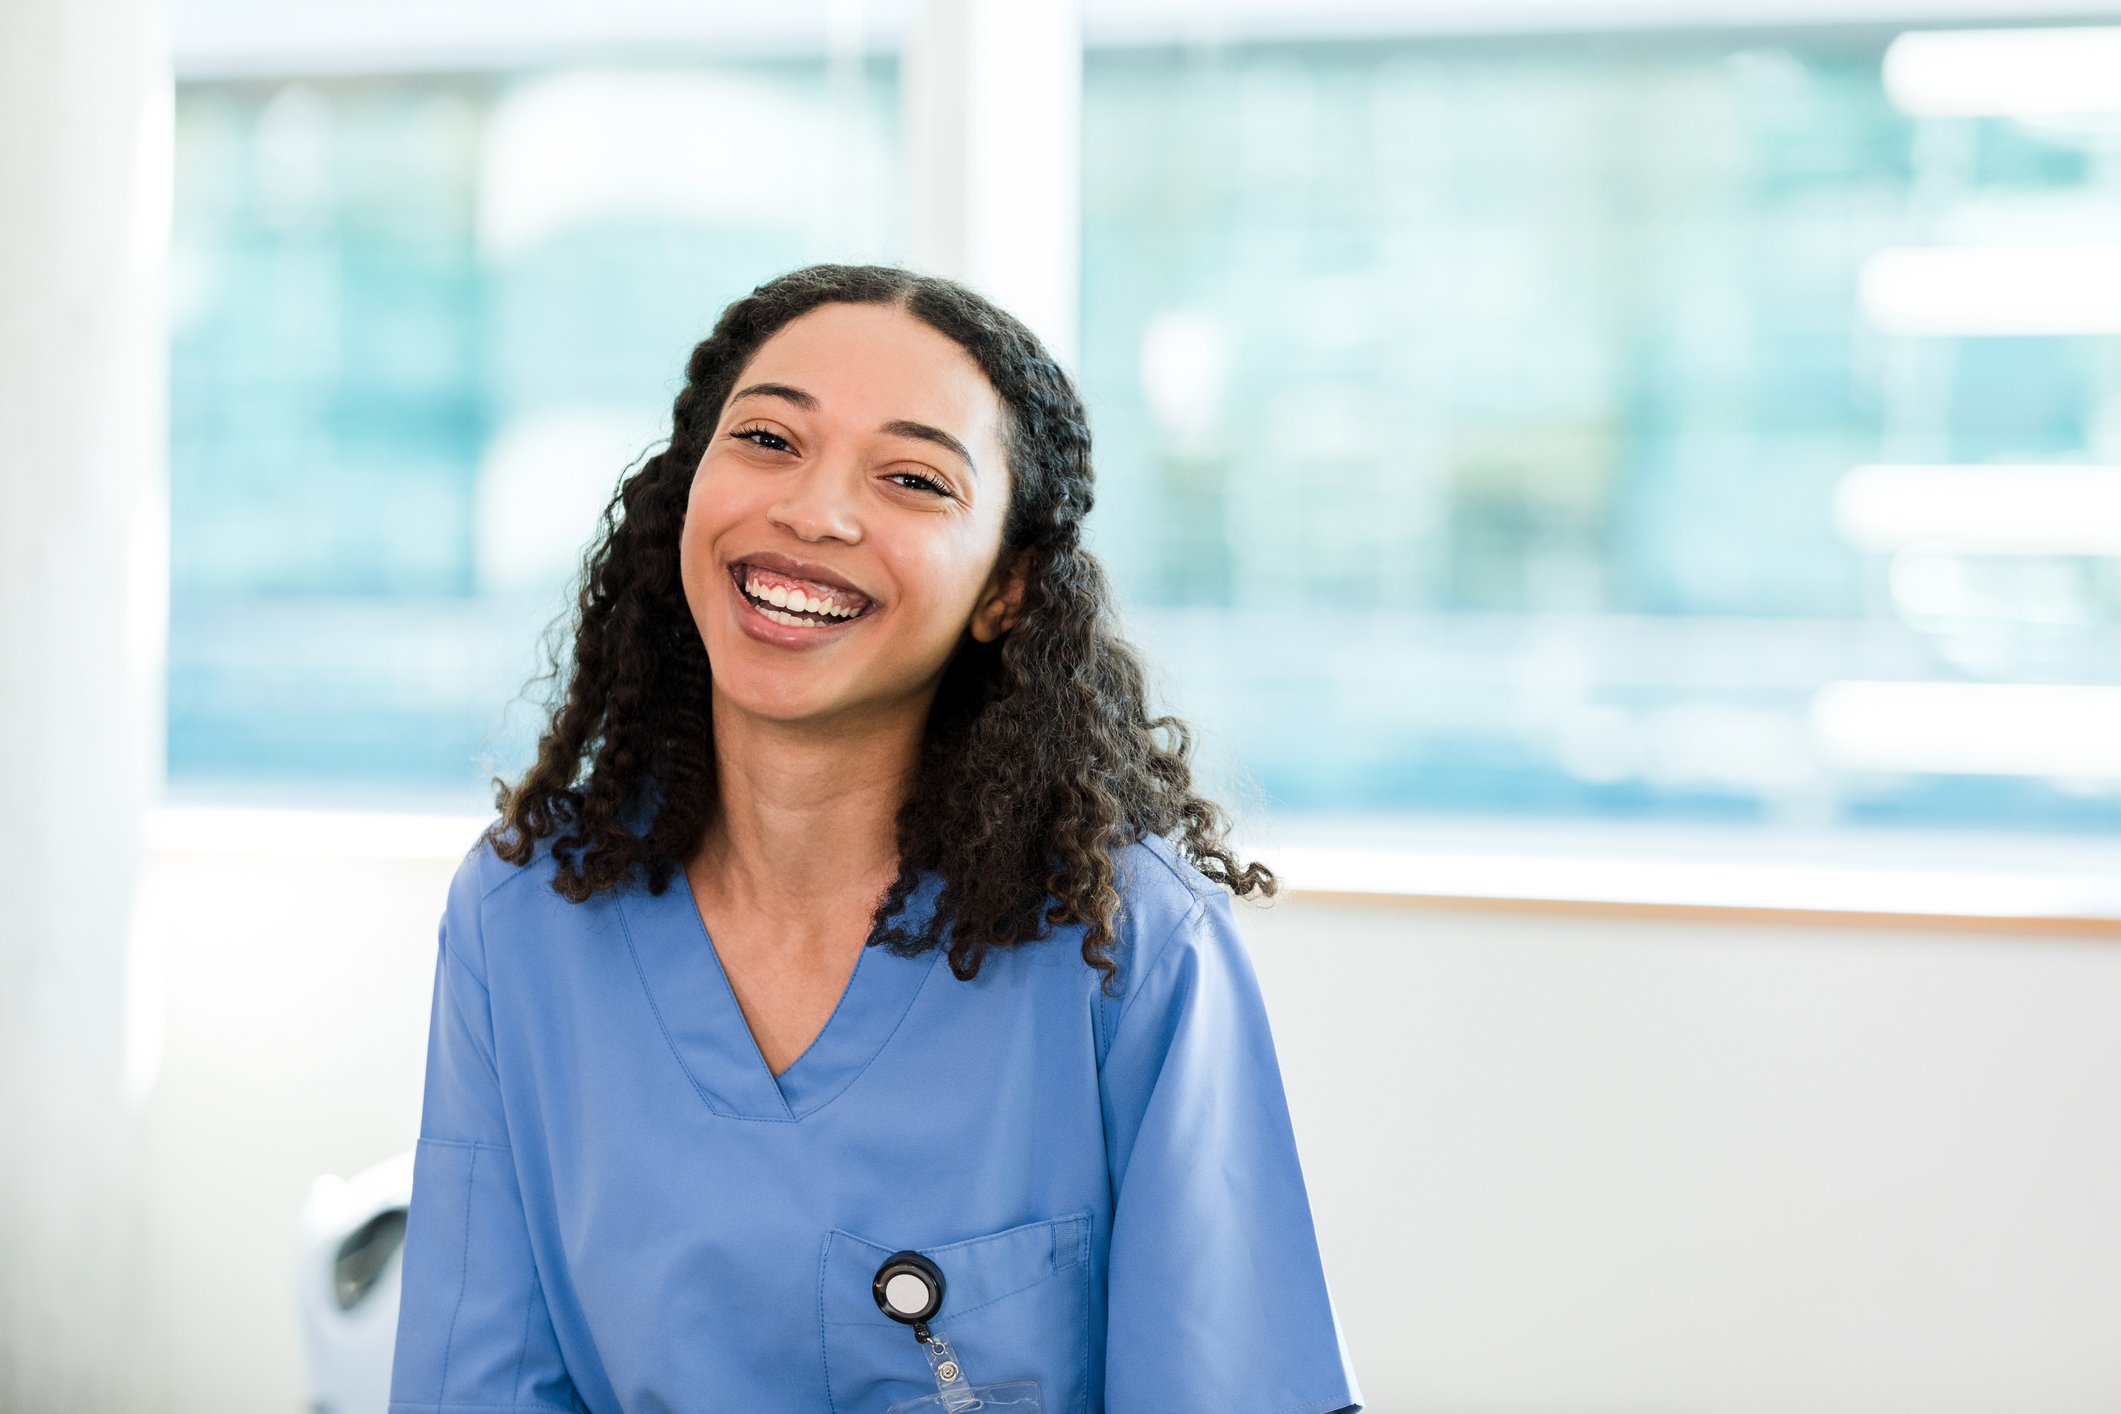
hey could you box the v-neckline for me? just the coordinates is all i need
[688,877,865,1084]
[616,858,945,1122]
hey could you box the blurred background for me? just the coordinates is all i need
[5,0,2121,1410]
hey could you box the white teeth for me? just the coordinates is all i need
[756,603,822,628]
[739,566,868,623]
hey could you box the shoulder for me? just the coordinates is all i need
[439,818,570,985]
[1093,829,1243,1042]
[1112,828,1221,953]
[449,816,567,905]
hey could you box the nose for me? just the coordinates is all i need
[766,449,865,544]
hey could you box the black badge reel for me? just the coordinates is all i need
[872,1250,1045,1414]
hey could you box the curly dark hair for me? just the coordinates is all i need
[485,261,1272,997]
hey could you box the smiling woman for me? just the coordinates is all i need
[386,263,1364,1414]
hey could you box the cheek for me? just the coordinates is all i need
[902,534,1001,626]
[677,486,732,611]
[680,464,735,554]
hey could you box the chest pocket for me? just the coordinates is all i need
[819,1210,1093,1414]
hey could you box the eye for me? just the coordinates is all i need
[888,470,952,498]
[729,423,791,452]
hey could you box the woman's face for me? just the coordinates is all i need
[679,300,1026,731]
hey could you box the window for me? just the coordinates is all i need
[169,15,2120,849]
[169,58,902,808]
[1079,25,2121,837]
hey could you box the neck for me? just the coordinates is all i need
[691,691,923,925]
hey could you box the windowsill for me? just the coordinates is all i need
[1244,812,2121,937]
[141,804,2121,937]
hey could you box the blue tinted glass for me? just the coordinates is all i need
[1079,31,2121,835]
[170,62,903,809]
[171,31,2121,836]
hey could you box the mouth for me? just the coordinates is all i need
[727,561,877,631]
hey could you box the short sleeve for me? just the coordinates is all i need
[1099,888,1364,1414]
[390,846,583,1414]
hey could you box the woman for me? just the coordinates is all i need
[389,263,1363,1414]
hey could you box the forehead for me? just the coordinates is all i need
[730,302,1005,443]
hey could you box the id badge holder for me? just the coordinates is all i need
[873,1250,1045,1414]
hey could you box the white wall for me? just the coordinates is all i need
[1249,896,2121,1412]
[134,834,2121,1413]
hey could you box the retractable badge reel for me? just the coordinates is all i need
[872,1251,1044,1414]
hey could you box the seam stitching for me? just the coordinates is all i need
[614,891,737,1119]
[417,1136,512,1152]
[1077,1212,1091,1414]
[509,1253,536,1404]
[438,938,504,1093]
[821,1213,1093,1326]
[436,1140,483,1397]
[1105,894,1208,1043]
[819,1232,841,1414]
[472,833,549,908]
[1130,830,1220,907]
[788,946,947,1124]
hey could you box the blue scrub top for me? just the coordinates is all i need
[389,812,1363,1414]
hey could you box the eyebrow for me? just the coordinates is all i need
[728,382,977,480]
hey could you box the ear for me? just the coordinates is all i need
[970,547,1037,644]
